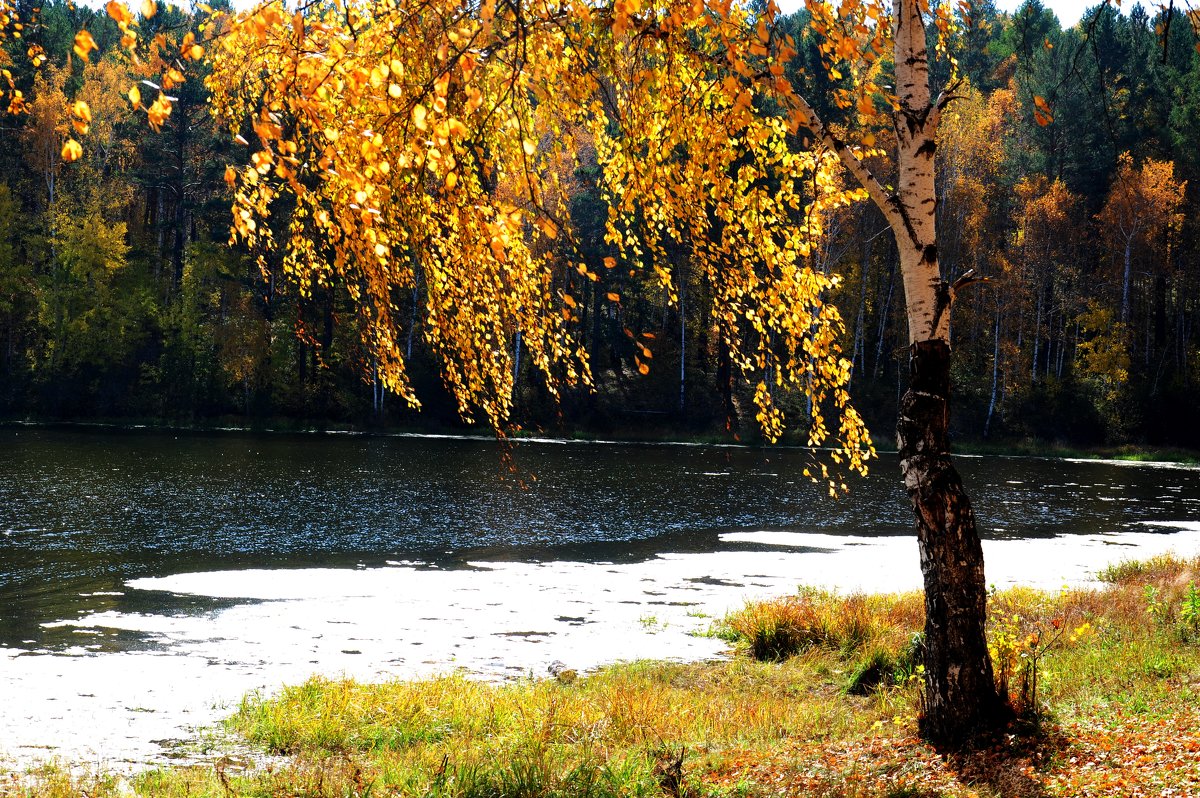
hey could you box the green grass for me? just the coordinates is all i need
[9,555,1200,797]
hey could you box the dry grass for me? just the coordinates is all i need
[721,588,924,664]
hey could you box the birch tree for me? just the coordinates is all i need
[784,0,1009,741]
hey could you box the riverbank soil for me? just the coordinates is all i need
[8,554,1200,797]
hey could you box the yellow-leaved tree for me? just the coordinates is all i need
[35,0,1200,743]
[198,0,1006,741]
[101,0,973,741]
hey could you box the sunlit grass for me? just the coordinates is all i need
[8,553,1200,796]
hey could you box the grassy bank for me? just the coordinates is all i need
[9,554,1200,797]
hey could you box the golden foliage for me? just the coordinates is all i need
[200,0,873,478]
[1097,152,1187,253]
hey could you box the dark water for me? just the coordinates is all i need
[3,426,1199,647]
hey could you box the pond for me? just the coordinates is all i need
[2,426,1199,767]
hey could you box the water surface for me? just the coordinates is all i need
[4,426,1200,651]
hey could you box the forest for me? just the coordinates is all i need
[0,0,1197,449]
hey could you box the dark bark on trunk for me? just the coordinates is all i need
[898,339,1007,745]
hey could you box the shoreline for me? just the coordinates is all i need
[4,418,1199,465]
[3,522,1199,772]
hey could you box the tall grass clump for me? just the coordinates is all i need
[721,588,924,662]
[1097,552,1199,586]
[718,588,926,699]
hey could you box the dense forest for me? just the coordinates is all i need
[0,0,1196,448]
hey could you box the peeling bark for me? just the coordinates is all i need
[899,340,1007,743]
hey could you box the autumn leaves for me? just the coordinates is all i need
[183,0,862,476]
[5,0,879,481]
[58,0,205,164]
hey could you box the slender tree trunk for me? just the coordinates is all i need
[1121,236,1133,326]
[592,279,603,386]
[407,284,419,360]
[513,328,522,385]
[1031,279,1042,384]
[853,234,874,378]
[678,269,686,412]
[1057,316,1066,379]
[874,252,896,379]
[797,0,1004,744]
[371,356,380,417]
[155,186,165,282]
[889,0,1003,743]
[985,305,1001,438]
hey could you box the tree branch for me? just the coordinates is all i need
[790,92,907,239]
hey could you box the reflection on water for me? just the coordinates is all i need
[3,426,1200,649]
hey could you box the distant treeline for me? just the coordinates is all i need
[0,0,1198,448]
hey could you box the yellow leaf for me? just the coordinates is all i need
[224,165,237,186]
[603,257,616,269]
[186,44,204,60]
[141,0,155,18]
[106,1,132,26]
[61,139,83,162]
[388,83,402,99]
[72,100,92,122]
[128,84,142,107]
[562,293,577,308]
[147,94,172,131]
[73,30,97,61]
[606,292,620,302]
[412,104,427,131]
